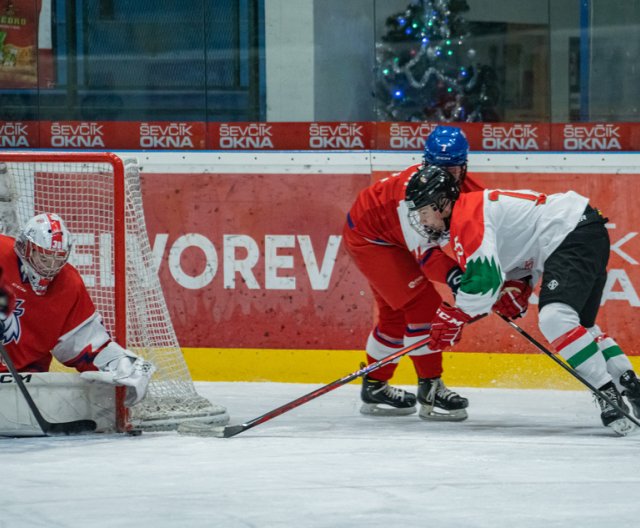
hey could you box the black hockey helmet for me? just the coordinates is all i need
[405,165,461,213]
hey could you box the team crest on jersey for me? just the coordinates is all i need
[0,300,25,344]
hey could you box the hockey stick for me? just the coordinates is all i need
[497,313,640,428]
[193,314,486,438]
[0,343,97,436]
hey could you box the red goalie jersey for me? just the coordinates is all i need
[0,234,108,373]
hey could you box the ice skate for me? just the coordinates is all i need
[417,377,468,422]
[597,382,635,436]
[360,376,417,416]
[619,370,640,419]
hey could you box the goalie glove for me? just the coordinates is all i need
[429,303,472,351]
[80,342,156,406]
[492,279,533,320]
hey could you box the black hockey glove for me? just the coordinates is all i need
[446,266,463,296]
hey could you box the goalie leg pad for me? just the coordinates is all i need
[0,373,116,436]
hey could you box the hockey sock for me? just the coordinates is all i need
[539,303,611,389]
[364,329,403,382]
[587,325,633,389]
[410,352,443,379]
[551,326,611,389]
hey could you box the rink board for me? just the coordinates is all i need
[183,348,640,389]
[125,152,640,385]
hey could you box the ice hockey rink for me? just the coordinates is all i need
[2,381,639,528]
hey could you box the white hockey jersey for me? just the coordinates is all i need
[449,189,589,317]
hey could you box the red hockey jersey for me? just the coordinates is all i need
[346,163,484,283]
[0,234,109,372]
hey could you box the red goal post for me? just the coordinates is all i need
[0,151,228,432]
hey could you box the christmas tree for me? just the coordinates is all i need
[374,0,500,122]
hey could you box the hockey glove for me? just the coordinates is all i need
[0,269,16,315]
[429,303,472,351]
[492,279,532,320]
[81,343,156,406]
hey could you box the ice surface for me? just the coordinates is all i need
[1,382,639,528]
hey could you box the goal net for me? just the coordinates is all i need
[0,152,228,432]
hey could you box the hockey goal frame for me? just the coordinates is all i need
[0,151,227,432]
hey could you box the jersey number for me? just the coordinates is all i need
[488,190,547,205]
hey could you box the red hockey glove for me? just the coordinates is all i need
[429,303,472,351]
[492,279,532,320]
[0,269,16,316]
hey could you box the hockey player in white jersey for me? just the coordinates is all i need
[407,167,640,435]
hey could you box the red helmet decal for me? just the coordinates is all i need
[46,213,64,250]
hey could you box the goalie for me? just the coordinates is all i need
[0,213,155,433]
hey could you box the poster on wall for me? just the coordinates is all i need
[0,0,53,89]
[140,171,372,351]
[132,164,640,356]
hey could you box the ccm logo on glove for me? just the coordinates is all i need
[428,303,472,351]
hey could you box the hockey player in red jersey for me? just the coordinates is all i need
[343,126,483,421]
[413,170,640,435]
[0,213,155,407]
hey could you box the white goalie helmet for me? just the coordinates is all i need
[14,213,73,295]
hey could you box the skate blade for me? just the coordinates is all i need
[419,405,468,422]
[607,417,637,437]
[360,403,416,416]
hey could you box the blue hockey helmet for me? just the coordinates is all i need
[423,126,469,167]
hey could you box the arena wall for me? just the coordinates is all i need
[124,151,640,388]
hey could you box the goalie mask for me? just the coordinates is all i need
[14,213,72,295]
[405,166,460,242]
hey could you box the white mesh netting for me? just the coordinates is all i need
[0,154,228,431]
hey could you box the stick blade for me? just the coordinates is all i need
[222,425,246,438]
[46,420,97,436]
[177,421,228,438]
[176,421,246,438]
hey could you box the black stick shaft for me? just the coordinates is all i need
[497,313,640,428]
[223,314,487,438]
[0,343,96,436]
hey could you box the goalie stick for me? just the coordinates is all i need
[497,313,640,428]
[0,343,97,436]
[181,314,486,438]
